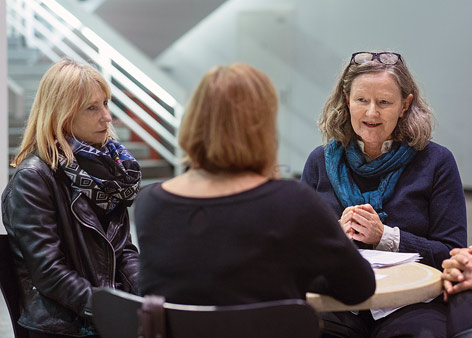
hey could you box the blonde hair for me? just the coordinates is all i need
[179,63,278,175]
[12,58,112,169]
[319,54,433,150]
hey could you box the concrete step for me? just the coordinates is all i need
[8,63,51,78]
[7,48,42,65]
[8,79,42,118]
[114,125,131,141]
[8,79,42,94]
[8,35,24,47]
[139,159,173,180]
[8,57,51,117]
[8,147,18,163]
[141,178,165,187]
[121,141,150,160]
[8,127,24,147]
[8,117,27,128]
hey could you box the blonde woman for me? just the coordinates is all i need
[2,59,141,337]
[135,63,375,308]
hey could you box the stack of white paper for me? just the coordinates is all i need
[359,249,422,269]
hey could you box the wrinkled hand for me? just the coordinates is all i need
[339,206,356,239]
[350,204,384,246]
[339,204,384,245]
[442,247,472,301]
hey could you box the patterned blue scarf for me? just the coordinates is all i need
[324,139,416,221]
[59,137,141,213]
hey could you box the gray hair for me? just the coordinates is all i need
[319,55,433,150]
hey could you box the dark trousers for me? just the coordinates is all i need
[320,297,447,338]
[447,290,472,338]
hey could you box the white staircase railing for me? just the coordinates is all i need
[6,0,183,175]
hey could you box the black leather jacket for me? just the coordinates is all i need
[1,155,140,336]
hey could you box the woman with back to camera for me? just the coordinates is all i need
[301,51,467,337]
[1,59,141,337]
[135,63,375,309]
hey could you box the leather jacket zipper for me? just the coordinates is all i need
[71,193,116,288]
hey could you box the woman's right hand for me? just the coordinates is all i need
[339,206,357,239]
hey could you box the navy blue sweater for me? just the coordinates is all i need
[301,141,467,270]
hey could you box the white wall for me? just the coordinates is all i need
[0,0,8,234]
[155,0,472,188]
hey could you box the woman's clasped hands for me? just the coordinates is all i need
[442,246,472,301]
[339,204,384,246]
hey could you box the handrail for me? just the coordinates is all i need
[6,0,183,175]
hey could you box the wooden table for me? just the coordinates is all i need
[306,262,442,312]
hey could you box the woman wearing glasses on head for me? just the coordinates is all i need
[301,52,467,337]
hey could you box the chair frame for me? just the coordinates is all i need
[0,234,30,338]
[92,288,320,338]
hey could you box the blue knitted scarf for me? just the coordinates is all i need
[324,139,417,222]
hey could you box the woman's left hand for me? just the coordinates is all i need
[442,248,472,300]
[349,204,384,246]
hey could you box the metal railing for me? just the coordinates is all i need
[6,0,183,174]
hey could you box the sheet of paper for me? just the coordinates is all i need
[359,250,425,320]
[359,249,422,269]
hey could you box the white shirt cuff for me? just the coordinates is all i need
[375,225,400,252]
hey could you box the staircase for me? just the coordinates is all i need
[7,36,174,184]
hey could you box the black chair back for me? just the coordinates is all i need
[92,288,320,338]
[0,234,30,338]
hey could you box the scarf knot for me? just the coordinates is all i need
[324,139,416,222]
[59,137,142,213]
